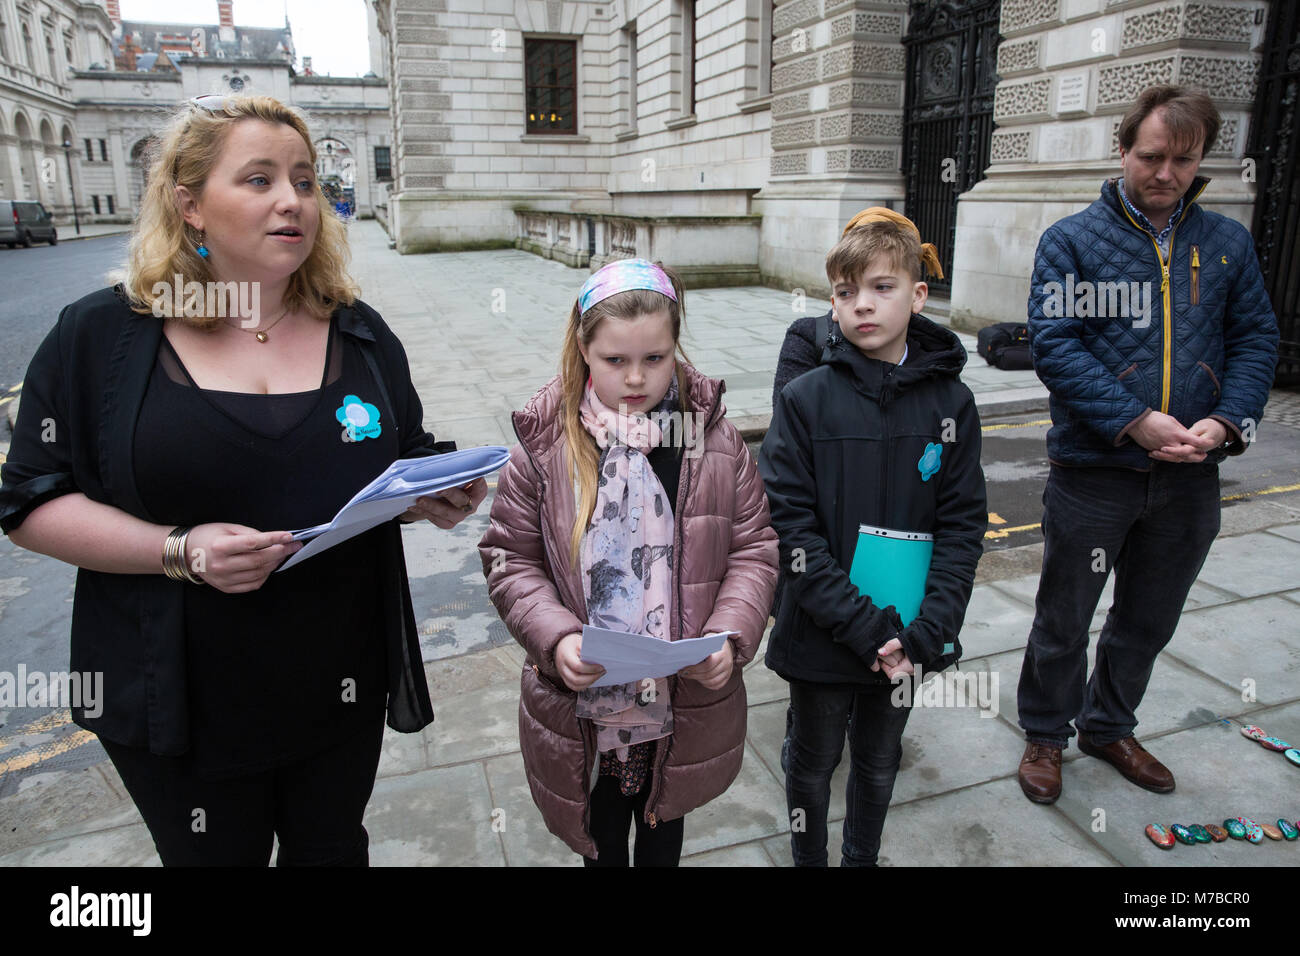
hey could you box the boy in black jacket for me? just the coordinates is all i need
[758,210,987,866]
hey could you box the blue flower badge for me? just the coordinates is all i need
[917,442,943,482]
[337,394,382,442]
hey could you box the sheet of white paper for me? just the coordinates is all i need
[276,445,510,572]
[581,625,736,688]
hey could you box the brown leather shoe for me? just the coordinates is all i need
[1018,742,1062,804]
[1076,732,1175,793]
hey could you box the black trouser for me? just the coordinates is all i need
[100,710,386,866]
[582,772,685,867]
[786,678,911,867]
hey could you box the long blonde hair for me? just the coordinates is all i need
[117,94,358,324]
[560,263,691,563]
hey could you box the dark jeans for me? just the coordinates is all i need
[786,679,911,867]
[100,710,386,866]
[583,772,685,867]
[1018,461,1221,748]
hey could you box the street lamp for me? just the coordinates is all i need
[60,139,81,236]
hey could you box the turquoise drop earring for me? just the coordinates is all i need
[196,231,209,258]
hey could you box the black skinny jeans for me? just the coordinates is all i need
[786,678,911,867]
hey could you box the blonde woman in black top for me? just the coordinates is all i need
[0,95,485,865]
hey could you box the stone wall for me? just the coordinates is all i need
[950,0,1267,330]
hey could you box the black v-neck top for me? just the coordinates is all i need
[134,317,393,777]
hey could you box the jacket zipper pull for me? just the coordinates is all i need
[1191,245,1200,305]
[648,812,658,828]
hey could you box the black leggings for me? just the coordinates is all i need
[582,772,685,867]
[100,712,386,867]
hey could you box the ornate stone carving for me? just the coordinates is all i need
[772,54,818,92]
[1000,0,1060,36]
[990,129,1032,162]
[829,80,902,107]
[822,43,906,80]
[771,118,816,147]
[1120,4,1181,52]
[1097,56,1175,108]
[1208,116,1240,155]
[1184,3,1253,43]
[773,0,820,37]
[830,12,904,43]
[770,151,809,176]
[993,77,1051,121]
[846,147,896,169]
[819,112,903,143]
[997,38,1040,76]
[773,91,811,116]
[1179,55,1259,102]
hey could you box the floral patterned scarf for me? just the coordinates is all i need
[575,377,678,760]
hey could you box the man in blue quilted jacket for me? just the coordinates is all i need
[1015,85,1279,804]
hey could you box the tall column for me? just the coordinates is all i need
[949,0,1266,330]
[754,0,910,296]
[109,131,131,218]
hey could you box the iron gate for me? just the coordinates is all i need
[1247,0,1300,384]
[901,0,1001,297]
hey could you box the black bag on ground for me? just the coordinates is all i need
[976,322,1033,370]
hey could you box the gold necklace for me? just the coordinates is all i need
[223,306,291,343]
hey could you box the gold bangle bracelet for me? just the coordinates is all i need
[176,529,204,585]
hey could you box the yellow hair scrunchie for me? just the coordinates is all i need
[840,206,944,281]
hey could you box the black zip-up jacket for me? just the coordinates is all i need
[758,315,987,685]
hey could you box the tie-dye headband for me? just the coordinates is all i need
[577,258,678,314]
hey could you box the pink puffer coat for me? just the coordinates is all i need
[478,363,778,858]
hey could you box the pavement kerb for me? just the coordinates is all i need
[732,394,1051,442]
[5,396,15,430]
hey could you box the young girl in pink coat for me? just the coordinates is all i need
[479,259,778,865]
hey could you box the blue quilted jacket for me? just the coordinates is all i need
[1027,176,1279,469]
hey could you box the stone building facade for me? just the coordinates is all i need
[1,0,395,226]
[376,0,1276,332]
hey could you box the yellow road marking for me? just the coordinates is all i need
[1222,481,1300,502]
[986,481,1300,540]
[981,418,1051,433]
[987,512,1007,525]
[0,729,97,776]
[0,396,12,408]
[6,384,21,393]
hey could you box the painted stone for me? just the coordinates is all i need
[1234,817,1265,844]
[1260,823,1284,841]
[1240,724,1266,740]
[1224,818,1247,839]
[1145,823,1176,849]
[1204,824,1229,842]
[1278,819,1298,841]
[1284,748,1300,767]
[1258,736,1292,752]
[1187,824,1212,843]
[1171,824,1197,845]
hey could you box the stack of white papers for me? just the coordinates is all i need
[581,624,738,687]
[277,445,511,571]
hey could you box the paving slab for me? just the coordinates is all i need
[978,641,1258,750]
[1160,596,1300,705]
[882,779,1119,866]
[0,760,139,856]
[366,762,504,866]
[678,744,790,857]
[955,582,1037,659]
[1194,531,1300,598]
[0,821,159,867]
[682,842,775,866]
[424,681,521,768]
[482,750,580,866]
[1049,702,1300,867]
